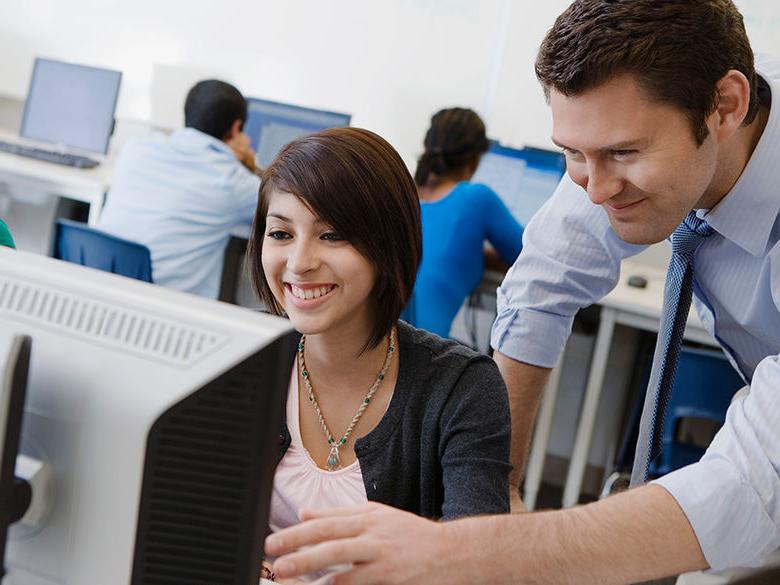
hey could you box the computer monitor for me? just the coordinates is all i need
[0,332,31,581]
[20,58,122,154]
[0,247,297,585]
[471,143,566,227]
[243,97,351,168]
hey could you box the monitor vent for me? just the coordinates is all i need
[0,275,226,366]
[132,337,294,585]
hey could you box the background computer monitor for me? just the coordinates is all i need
[0,332,30,582]
[471,142,566,227]
[0,248,296,585]
[244,97,351,167]
[20,58,122,154]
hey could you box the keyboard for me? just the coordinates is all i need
[0,140,99,169]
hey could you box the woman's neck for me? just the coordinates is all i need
[418,178,460,203]
[301,322,392,399]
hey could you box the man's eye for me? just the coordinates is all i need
[321,232,343,241]
[612,149,636,158]
[267,230,290,240]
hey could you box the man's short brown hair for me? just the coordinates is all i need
[535,0,759,144]
[248,127,422,351]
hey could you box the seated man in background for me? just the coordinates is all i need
[99,79,260,299]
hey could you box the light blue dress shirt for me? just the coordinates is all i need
[99,128,260,299]
[491,58,780,570]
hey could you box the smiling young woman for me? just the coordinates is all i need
[248,127,512,582]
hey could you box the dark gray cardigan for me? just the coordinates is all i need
[276,320,512,519]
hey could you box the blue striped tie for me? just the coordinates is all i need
[630,211,714,486]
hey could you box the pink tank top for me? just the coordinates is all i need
[268,366,368,582]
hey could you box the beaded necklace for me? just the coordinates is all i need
[297,329,396,471]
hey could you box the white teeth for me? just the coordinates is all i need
[290,284,334,300]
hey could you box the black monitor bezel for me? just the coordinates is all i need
[0,335,31,580]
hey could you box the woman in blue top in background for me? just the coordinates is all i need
[410,108,523,338]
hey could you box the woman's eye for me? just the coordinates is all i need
[267,230,291,240]
[320,232,343,241]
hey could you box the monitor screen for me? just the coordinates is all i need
[244,97,351,167]
[0,332,30,581]
[0,248,296,585]
[471,143,566,227]
[20,58,122,154]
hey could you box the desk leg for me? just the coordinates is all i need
[562,307,616,508]
[523,355,564,511]
[86,192,106,227]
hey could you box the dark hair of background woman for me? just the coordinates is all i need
[414,107,490,187]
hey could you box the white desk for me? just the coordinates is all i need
[510,261,720,510]
[0,128,113,226]
[0,103,167,256]
[559,261,718,507]
[0,134,113,255]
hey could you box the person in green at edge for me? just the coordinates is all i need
[0,219,15,248]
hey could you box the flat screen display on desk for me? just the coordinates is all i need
[20,58,122,154]
[244,97,351,167]
[471,143,566,226]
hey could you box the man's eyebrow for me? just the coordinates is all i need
[551,138,647,152]
[599,139,646,151]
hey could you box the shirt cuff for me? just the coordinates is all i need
[490,305,572,368]
[653,458,780,571]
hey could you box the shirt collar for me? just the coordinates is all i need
[170,127,233,155]
[697,63,780,257]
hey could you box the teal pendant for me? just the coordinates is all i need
[326,445,340,471]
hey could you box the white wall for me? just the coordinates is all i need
[2,0,773,169]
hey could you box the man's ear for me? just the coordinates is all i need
[223,119,243,141]
[709,69,752,143]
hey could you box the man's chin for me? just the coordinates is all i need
[608,218,673,246]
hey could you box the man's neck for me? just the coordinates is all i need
[705,102,770,209]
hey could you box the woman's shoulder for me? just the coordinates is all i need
[396,321,503,388]
[459,181,500,200]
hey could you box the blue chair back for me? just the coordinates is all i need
[54,219,153,283]
[649,346,743,476]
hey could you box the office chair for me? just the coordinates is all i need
[54,219,153,283]
[602,344,743,496]
[647,345,743,477]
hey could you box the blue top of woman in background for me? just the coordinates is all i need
[409,108,523,338]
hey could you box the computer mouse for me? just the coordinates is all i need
[627,274,648,289]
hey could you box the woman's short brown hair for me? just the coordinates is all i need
[535,0,759,145]
[248,127,422,351]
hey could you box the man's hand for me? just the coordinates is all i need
[266,486,708,585]
[225,131,257,172]
[265,503,475,585]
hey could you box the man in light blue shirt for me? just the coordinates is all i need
[99,80,260,299]
[261,1,780,584]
